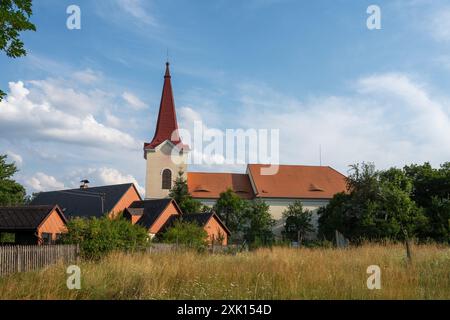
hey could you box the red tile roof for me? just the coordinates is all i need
[247,164,348,199]
[144,62,186,150]
[188,172,255,199]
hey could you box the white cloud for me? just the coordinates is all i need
[85,167,145,195]
[231,73,450,172]
[25,172,65,192]
[115,0,158,26]
[428,7,450,41]
[0,81,140,150]
[29,78,109,116]
[73,69,102,84]
[6,151,23,167]
[122,91,147,110]
[104,109,122,128]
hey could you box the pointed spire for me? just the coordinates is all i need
[164,61,171,78]
[144,62,183,151]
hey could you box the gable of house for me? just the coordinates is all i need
[126,199,182,234]
[36,206,68,241]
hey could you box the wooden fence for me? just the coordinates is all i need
[0,245,79,277]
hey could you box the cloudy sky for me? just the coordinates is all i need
[1,0,450,195]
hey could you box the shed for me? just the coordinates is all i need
[0,205,67,245]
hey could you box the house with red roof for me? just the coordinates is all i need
[143,62,348,236]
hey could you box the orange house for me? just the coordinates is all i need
[0,205,67,245]
[124,199,183,237]
[124,199,231,245]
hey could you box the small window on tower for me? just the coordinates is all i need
[162,169,172,190]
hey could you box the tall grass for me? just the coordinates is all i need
[0,244,448,299]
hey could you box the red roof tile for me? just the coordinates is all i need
[247,164,348,199]
[188,172,255,199]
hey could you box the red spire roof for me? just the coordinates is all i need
[144,62,185,150]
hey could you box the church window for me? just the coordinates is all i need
[162,169,172,190]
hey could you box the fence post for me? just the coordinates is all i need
[16,246,21,273]
[76,244,80,263]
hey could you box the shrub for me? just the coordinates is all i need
[63,215,150,260]
[161,220,208,249]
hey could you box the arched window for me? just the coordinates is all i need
[162,169,172,190]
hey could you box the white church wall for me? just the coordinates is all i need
[195,197,329,238]
[145,141,187,199]
[264,198,329,238]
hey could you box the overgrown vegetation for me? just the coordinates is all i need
[318,162,449,244]
[62,215,150,260]
[161,220,208,249]
[214,189,275,246]
[0,244,448,299]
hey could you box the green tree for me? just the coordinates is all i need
[282,200,314,244]
[242,199,275,246]
[318,163,428,246]
[0,154,26,205]
[214,188,247,233]
[169,169,204,214]
[317,192,352,240]
[0,0,36,101]
[423,197,450,243]
[162,220,208,249]
[404,162,450,242]
[63,215,150,260]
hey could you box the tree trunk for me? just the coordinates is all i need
[405,238,413,264]
[403,229,413,264]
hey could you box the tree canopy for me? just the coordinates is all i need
[161,220,208,249]
[63,215,150,260]
[214,188,247,233]
[0,0,36,101]
[214,189,275,246]
[242,199,275,246]
[0,154,26,205]
[318,162,448,243]
[282,200,314,243]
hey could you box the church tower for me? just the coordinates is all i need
[144,62,189,199]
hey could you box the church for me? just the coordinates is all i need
[143,62,348,234]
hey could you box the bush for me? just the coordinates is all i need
[63,215,150,260]
[161,220,208,249]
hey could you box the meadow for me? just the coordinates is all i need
[0,243,449,299]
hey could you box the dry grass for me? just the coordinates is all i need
[0,244,449,299]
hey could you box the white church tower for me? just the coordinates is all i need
[144,62,189,199]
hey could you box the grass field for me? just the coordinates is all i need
[0,244,449,299]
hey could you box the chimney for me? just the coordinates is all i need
[80,179,90,189]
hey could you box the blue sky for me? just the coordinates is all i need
[1,0,450,195]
